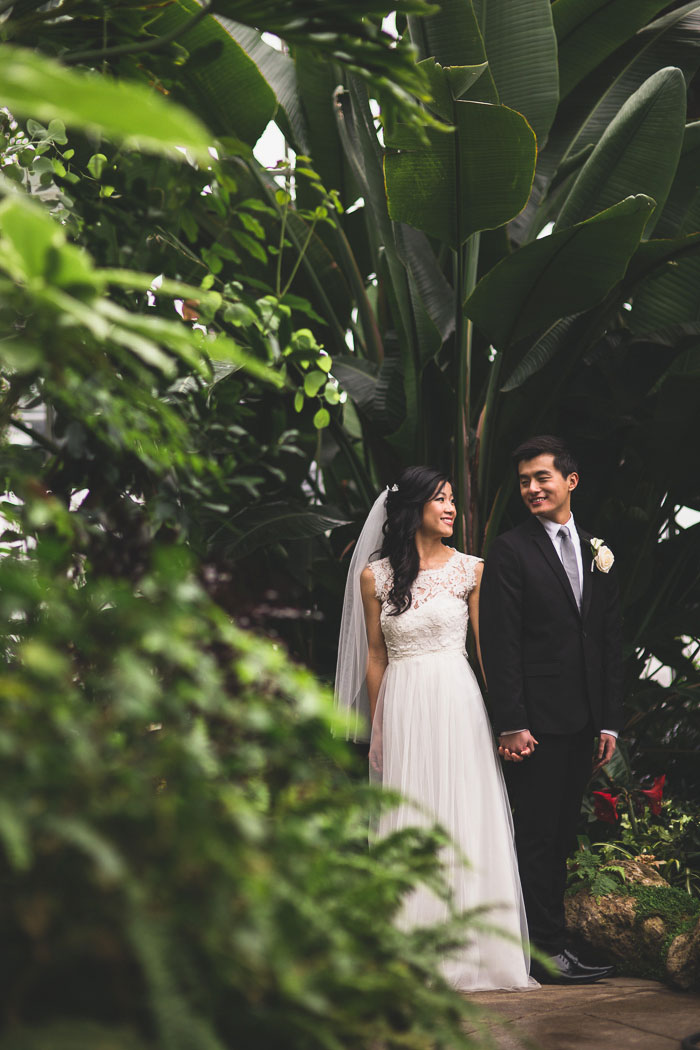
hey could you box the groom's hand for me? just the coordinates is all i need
[498,730,538,762]
[593,732,617,772]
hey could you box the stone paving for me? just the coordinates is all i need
[464,977,700,1049]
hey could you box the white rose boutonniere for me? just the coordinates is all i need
[590,537,614,573]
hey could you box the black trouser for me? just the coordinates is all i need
[504,724,594,955]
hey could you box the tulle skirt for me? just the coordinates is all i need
[372,649,535,992]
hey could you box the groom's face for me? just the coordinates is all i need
[517,454,578,523]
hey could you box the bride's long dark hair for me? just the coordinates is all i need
[380,466,451,615]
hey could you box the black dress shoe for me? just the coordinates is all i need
[563,948,615,977]
[531,952,613,984]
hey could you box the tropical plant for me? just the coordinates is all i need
[577,746,700,898]
[0,36,505,1050]
[2,0,700,787]
[202,0,700,785]
[0,542,501,1049]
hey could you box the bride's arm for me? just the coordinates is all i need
[360,566,388,722]
[467,561,486,683]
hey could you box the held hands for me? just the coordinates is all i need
[498,729,538,762]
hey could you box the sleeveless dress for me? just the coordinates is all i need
[369,550,534,991]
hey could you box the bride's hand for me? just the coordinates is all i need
[498,729,538,762]
[369,732,383,775]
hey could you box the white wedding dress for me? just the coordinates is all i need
[369,550,534,991]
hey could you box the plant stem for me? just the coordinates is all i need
[275,200,288,298]
[455,232,479,551]
[625,790,640,837]
[280,218,318,300]
[9,416,59,453]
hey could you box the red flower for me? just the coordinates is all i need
[593,791,620,823]
[640,775,666,816]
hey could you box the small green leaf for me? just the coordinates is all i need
[294,389,304,412]
[238,212,265,239]
[231,230,267,264]
[317,354,332,373]
[224,302,258,327]
[324,386,340,405]
[313,407,330,429]
[87,153,108,179]
[47,118,68,144]
[303,370,327,397]
[31,156,52,174]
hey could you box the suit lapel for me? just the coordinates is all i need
[525,518,581,616]
[578,526,594,621]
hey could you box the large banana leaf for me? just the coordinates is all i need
[335,82,393,255]
[498,315,581,392]
[226,502,350,559]
[394,224,456,341]
[472,0,559,146]
[630,241,700,331]
[465,195,654,349]
[223,21,309,152]
[550,3,700,184]
[552,0,673,98]
[407,0,498,102]
[384,100,536,247]
[291,49,361,207]
[148,0,276,146]
[556,67,686,231]
[654,121,700,237]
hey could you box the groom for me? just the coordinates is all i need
[479,435,624,984]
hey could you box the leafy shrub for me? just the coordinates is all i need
[579,746,700,899]
[0,544,494,1050]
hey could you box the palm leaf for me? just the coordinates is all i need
[472,0,559,145]
[552,0,673,98]
[465,195,653,349]
[556,67,686,232]
[227,503,351,558]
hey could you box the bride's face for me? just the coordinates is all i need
[421,481,456,538]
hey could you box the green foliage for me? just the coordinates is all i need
[0,91,354,592]
[384,97,537,246]
[626,885,700,982]
[0,547,492,1049]
[3,0,699,781]
[578,747,700,899]
[632,883,700,925]
[0,21,514,1047]
[0,45,212,161]
[567,839,628,898]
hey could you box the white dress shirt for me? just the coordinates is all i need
[500,513,617,739]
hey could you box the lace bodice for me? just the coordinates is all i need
[369,550,482,661]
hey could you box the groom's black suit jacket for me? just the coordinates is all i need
[480,516,624,737]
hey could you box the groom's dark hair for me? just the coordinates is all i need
[511,435,579,479]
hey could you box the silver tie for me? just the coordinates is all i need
[558,527,581,611]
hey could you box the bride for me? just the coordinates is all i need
[336,466,534,991]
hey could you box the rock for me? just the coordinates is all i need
[615,858,669,887]
[565,864,700,989]
[565,890,638,965]
[666,918,700,991]
[640,915,667,954]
